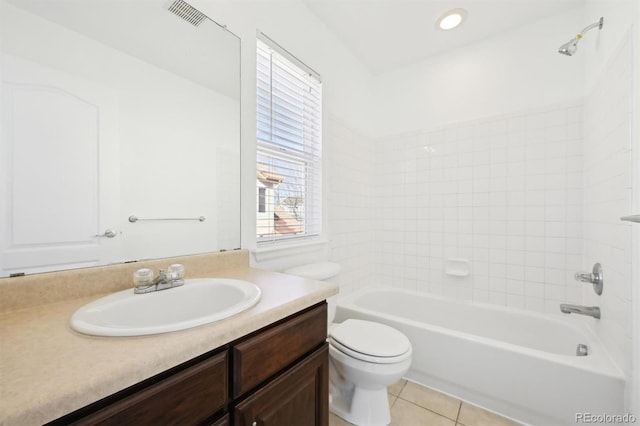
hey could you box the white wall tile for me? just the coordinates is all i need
[581,34,634,384]
[371,103,586,314]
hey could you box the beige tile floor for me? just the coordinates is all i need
[329,379,522,426]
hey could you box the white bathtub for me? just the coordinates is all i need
[335,287,625,425]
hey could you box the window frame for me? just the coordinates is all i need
[255,32,322,246]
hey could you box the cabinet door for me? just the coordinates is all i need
[234,344,328,426]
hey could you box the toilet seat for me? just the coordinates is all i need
[329,319,412,364]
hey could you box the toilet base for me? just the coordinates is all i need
[330,385,391,426]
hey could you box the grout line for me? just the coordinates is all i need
[388,379,408,398]
[397,379,408,396]
[394,396,459,423]
[389,394,398,409]
[455,401,463,426]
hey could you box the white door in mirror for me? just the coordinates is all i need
[70,278,261,336]
[0,53,120,277]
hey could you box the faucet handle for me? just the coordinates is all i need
[167,264,185,287]
[574,263,603,295]
[574,272,594,282]
[133,268,156,294]
[167,264,185,279]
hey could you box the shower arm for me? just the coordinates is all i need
[577,17,604,38]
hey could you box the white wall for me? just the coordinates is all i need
[583,0,639,413]
[634,2,640,417]
[584,0,639,92]
[582,30,635,411]
[192,0,375,272]
[372,8,586,136]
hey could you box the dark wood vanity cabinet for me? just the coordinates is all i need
[233,303,329,426]
[50,302,328,426]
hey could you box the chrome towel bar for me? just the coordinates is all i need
[129,215,206,223]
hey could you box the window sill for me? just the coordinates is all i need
[252,239,327,263]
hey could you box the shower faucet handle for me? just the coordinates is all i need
[574,263,603,296]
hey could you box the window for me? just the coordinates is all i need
[256,33,322,244]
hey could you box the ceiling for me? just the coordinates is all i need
[302,0,584,74]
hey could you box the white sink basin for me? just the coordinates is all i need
[71,278,261,336]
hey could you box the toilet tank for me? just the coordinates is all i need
[283,262,341,325]
[283,262,341,281]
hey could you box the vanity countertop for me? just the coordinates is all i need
[0,266,337,426]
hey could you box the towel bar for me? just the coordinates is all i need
[128,215,206,223]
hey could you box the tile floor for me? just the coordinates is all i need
[329,379,522,426]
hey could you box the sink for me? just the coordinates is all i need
[71,278,261,336]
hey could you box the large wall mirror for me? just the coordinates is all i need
[0,0,241,277]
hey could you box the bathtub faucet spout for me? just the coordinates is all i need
[560,304,601,319]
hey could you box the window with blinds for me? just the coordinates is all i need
[256,33,322,244]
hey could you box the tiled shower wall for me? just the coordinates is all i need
[372,103,585,313]
[582,32,634,400]
[326,115,376,294]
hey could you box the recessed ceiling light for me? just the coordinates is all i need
[436,8,468,31]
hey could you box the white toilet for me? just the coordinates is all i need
[284,262,412,426]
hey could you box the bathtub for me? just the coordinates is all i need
[335,287,625,425]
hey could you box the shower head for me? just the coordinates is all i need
[558,17,604,56]
[558,38,579,56]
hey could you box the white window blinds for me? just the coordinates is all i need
[256,34,322,244]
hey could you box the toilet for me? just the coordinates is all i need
[284,262,412,426]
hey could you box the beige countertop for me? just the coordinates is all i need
[0,259,337,425]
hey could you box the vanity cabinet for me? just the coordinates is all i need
[49,302,328,426]
[233,303,329,426]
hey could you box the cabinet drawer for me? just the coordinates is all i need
[72,351,228,426]
[233,303,327,397]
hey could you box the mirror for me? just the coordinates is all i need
[0,0,241,277]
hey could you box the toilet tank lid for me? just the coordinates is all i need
[284,262,341,280]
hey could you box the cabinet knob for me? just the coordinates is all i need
[252,422,257,426]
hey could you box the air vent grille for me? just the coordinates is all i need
[167,0,206,27]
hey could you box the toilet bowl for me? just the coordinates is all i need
[284,262,413,426]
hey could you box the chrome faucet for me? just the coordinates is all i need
[560,304,601,319]
[154,269,172,291]
[134,266,185,294]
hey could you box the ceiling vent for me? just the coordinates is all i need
[167,0,206,27]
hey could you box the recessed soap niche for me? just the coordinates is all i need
[444,258,470,278]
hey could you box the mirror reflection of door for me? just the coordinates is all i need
[0,54,120,276]
[0,0,241,277]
